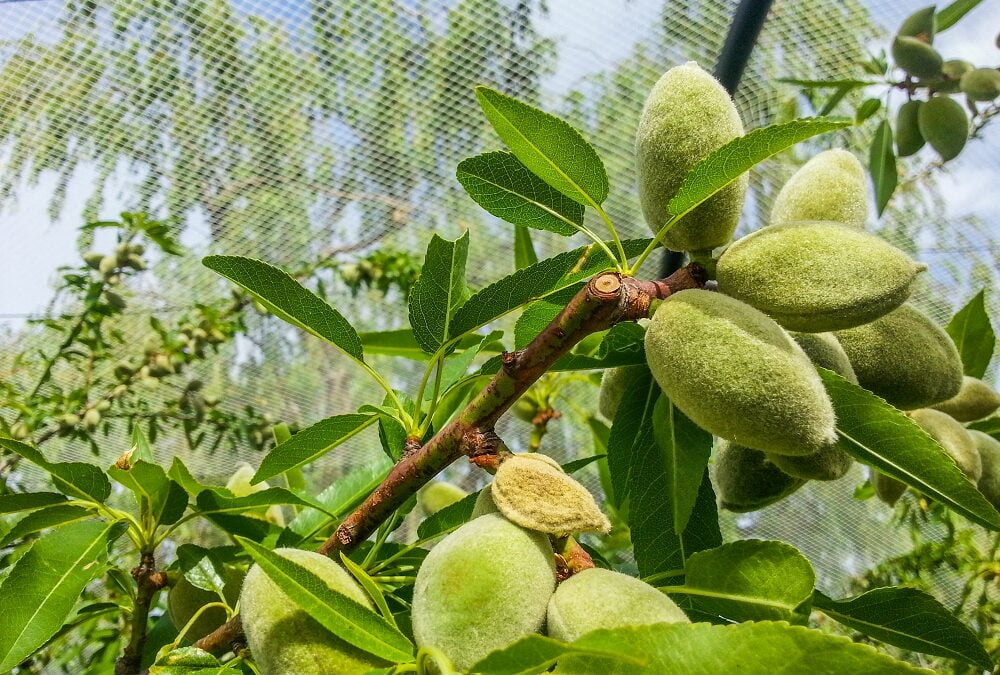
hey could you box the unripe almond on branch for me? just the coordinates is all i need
[874,471,908,506]
[491,454,610,535]
[418,481,468,516]
[635,62,746,252]
[835,305,963,410]
[226,463,285,526]
[971,430,1000,509]
[791,332,858,384]
[598,365,644,420]
[918,96,968,161]
[909,408,982,483]
[770,149,868,228]
[241,548,385,675]
[168,567,243,642]
[896,100,926,157]
[412,513,555,671]
[960,68,1000,101]
[546,568,689,642]
[897,6,936,42]
[931,376,1000,422]
[714,440,806,512]
[892,36,943,79]
[716,221,925,332]
[645,289,836,456]
[766,442,854,482]
[471,483,500,519]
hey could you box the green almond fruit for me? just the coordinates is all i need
[598,365,645,420]
[412,513,555,670]
[897,5,936,42]
[471,483,500,518]
[547,568,689,643]
[225,463,284,526]
[766,442,853,481]
[918,95,968,161]
[942,59,974,81]
[418,481,469,516]
[930,376,1000,422]
[835,305,964,410]
[909,408,982,482]
[716,221,925,332]
[791,332,857,383]
[645,290,836,456]
[241,548,386,675]
[714,440,806,512]
[770,149,868,228]
[636,62,746,252]
[960,67,1000,101]
[971,430,1000,509]
[874,472,908,506]
[896,100,925,157]
[168,568,243,642]
[83,251,104,269]
[892,36,943,79]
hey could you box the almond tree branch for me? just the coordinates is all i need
[193,264,707,655]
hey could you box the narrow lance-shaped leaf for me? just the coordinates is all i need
[945,290,995,379]
[203,255,363,361]
[0,504,96,548]
[814,587,992,670]
[408,232,470,354]
[0,492,68,514]
[236,537,414,663]
[936,0,984,31]
[651,396,713,534]
[475,86,609,207]
[0,438,110,503]
[869,119,897,216]
[457,151,584,236]
[469,634,643,675]
[252,413,378,484]
[820,369,1000,530]
[514,225,539,270]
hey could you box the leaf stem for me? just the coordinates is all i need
[594,204,628,270]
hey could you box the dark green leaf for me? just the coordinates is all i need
[359,329,494,361]
[203,256,363,361]
[408,232,470,354]
[968,416,1000,440]
[475,86,608,206]
[821,369,1000,530]
[651,397,713,534]
[869,119,897,216]
[814,587,992,669]
[469,633,641,675]
[176,544,230,595]
[0,504,96,548]
[196,487,326,518]
[937,0,983,31]
[339,553,398,629]
[819,84,853,116]
[855,98,882,123]
[416,491,479,540]
[237,537,413,663]
[108,460,187,527]
[252,413,378,484]
[0,438,110,503]
[514,225,539,270]
[0,492,68,515]
[777,77,877,88]
[945,290,995,379]
[457,151,584,236]
[288,461,392,539]
[561,455,606,474]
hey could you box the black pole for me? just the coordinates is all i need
[660,0,775,278]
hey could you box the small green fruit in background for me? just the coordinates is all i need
[714,440,806,512]
[168,568,243,642]
[971,431,1000,509]
[716,221,924,332]
[770,149,868,228]
[645,289,835,456]
[909,409,982,483]
[226,463,285,526]
[960,67,1000,101]
[931,376,1000,422]
[835,305,964,410]
[83,251,104,269]
[635,62,746,252]
[791,332,857,383]
[418,481,468,516]
[83,408,102,430]
[892,36,943,79]
[918,96,968,161]
[896,100,925,156]
[241,548,386,675]
[412,513,555,671]
[598,365,644,420]
[874,472,908,506]
[471,483,500,518]
[942,59,974,81]
[546,568,689,642]
[511,396,539,423]
[766,443,853,481]
[98,255,118,276]
[491,454,610,535]
[897,5,936,41]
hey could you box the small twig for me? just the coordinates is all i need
[115,552,168,675]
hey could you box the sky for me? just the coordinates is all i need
[0,0,997,323]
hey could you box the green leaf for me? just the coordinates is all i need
[203,256,363,361]
[663,118,851,223]
[820,369,1000,530]
[945,290,995,379]
[469,634,641,675]
[236,538,413,663]
[814,587,992,669]
[450,239,650,338]
[196,487,327,519]
[936,0,983,31]
[514,285,581,349]
[457,151,584,236]
[288,461,392,539]
[776,77,877,88]
[0,492,69,515]
[176,544,230,595]
[359,329,493,361]
[108,460,188,527]
[0,504,96,548]
[0,520,120,671]
[252,413,378,484]
[475,86,608,206]
[168,457,210,496]
[869,119,897,216]
[416,491,479,540]
[855,98,882,123]
[561,455,606,474]
[664,540,815,623]
[130,423,155,463]
[651,396,713,535]
[339,553,398,629]
[968,416,1000,440]
[514,226,539,270]
[408,232,471,354]
[0,438,111,503]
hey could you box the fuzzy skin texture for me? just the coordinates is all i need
[645,289,836,456]
[598,365,645,420]
[909,409,982,482]
[896,101,925,156]
[892,36,943,79]
[874,472,908,506]
[226,463,284,526]
[492,455,610,535]
[635,62,747,252]
[766,442,853,481]
[918,96,968,161]
[716,221,924,332]
[791,332,858,383]
[412,513,555,670]
[241,548,385,675]
[960,68,1000,101]
[418,481,469,516]
[931,376,1000,422]
[835,305,964,410]
[471,483,500,518]
[714,440,806,512]
[971,430,1000,509]
[770,150,868,228]
[546,568,689,642]
[168,567,243,642]
[897,6,936,40]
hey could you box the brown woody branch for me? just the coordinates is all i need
[115,552,169,675]
[193,264,706,654]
